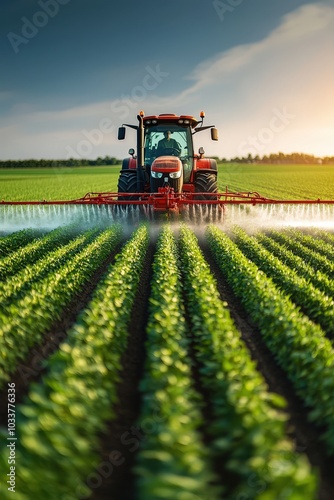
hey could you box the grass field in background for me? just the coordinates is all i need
[0,166,121,201]
[217,163,334,200]
[1,163,333,201]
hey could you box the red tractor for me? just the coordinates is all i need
[117,111,219,207]
[3,110,333,226]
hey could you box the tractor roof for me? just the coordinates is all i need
[143,114,199,129]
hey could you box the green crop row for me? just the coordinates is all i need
[0,226,78,281]
[256,232,334,299]
[267,230,334,278]
[0,228,100,308]
[0,225,122,388]
[0,228,44,258]
[207,225,334,455]
[136,225,220,499]
[232,227,334,338]
[312,229,334,246]
[0,225,149,500]
[284,228,334,261]
[179,226,316,499]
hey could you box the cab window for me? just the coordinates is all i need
[144,125,193,165]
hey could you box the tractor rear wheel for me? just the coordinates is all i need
[194,172,218,199]
[118,171,138,200]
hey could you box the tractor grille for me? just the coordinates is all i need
[153,157,181,170]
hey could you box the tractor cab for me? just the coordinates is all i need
[117,111,218,197]
[144,122,194,189]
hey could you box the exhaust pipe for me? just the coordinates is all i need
[137,113,145,193]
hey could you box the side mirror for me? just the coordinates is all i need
[198,147,205,158]
[128,148,135,157]
[118,127,126,140]
[211,127,218,141]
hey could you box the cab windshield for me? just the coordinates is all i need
[144,124,193,166]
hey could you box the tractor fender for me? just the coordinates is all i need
[195,158,217,171]
[121,157,137,170]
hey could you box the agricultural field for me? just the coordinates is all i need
[0,166,121,201]
[217,163,334,200]
[1,163,334,201]
[0,220,334,499]
[0,164,334,499]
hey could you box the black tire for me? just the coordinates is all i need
[194,172,218,200]
[117,170,138,200]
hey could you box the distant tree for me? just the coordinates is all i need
[0,153,331,168]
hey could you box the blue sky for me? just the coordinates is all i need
[1,0,333,159]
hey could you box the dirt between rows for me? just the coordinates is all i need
[200,241,334,500]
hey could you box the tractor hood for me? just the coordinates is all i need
[150,156,183,193]
[151,156,182,173]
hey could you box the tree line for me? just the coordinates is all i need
[218,152,334,164]
[0,152,334,168]
[0,156,121,168]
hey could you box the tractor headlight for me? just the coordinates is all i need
[151,171,163,178]
[169,171,182,179]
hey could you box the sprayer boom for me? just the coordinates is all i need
[2,188,334,210]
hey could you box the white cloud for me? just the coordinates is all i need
[177,2,334,158]
[1,3,334,159]
[184,3,334,90]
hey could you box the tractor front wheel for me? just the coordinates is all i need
[117,171,138,200]
[194,172,218,199]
